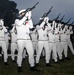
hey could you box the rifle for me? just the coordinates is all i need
[60,15,65,22]
[24,2,39,15]
[18,2,39,19]
[70,21,74,25]
[55,13,61,20]
[66,18,71,24]
[41,6,53,18]
[36,6,53,25]
[52,13,61,28]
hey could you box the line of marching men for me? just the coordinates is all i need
[0,9,74,72]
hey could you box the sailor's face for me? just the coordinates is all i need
[61,25,64,28]
[65,26,68,29]
[69,26,72,30]
[20,12,25,17]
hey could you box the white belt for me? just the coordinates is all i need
[0,37,5,38]
[49,42,55,43]
[17,39,30,40]
[38,40,48,41]
[0,40,5,41]
[11,42,17,43]
[32,41,37,42]
[55,41,60,42]
[61,41,67,42]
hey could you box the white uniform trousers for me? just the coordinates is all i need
[32,41,38,55]
[11,42,17,61]
[49,42,58,62]
[36,41,49,63]
[5,39,9,50]
[17,40,34,67]
[61,41,67,57]
[55,41,62,59]
[42,48,45,57]
[0,41,8,62]
[67,40,74,55]
[22,48,27,59]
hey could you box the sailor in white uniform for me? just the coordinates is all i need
[15,9,40,72]
[48,20,58,63]
[36,17,51,67]
[10,24,17,62]
[0,19,8,65]
[66,26,74,55]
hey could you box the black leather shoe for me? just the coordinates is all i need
[46,63,53,67]
[4,62,9,66]
[35,63,39,67]
[65,57,70,60]
[23,58,25,61]
[2,54,4,60]
[40,56,45,59]
[12,60,16,63]
[18,67,22,72]
[30,66,41,71]
[55,61,59,64]
[59,59,64,62]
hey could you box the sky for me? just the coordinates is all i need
[10,0,74,24]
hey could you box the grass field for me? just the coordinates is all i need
[0,50,74,75]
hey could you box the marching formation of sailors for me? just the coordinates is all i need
[0,3,74,72]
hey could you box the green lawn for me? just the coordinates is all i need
[0,51,74,75]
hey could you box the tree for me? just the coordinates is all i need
[0,0,19,29]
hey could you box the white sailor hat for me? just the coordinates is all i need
[19,9,26,14]
[39,17,49,21]
[39,17,43,20]
[69,26,72,29]
[65,25,68,28]
[44,17,49,21]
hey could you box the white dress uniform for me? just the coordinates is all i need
[10,25,17,61]
[36,21,49,64]
[1,26,9,54]
[5,29,10,50]
[0,19,8,63]
[48,23,58,62]
[15,11,35,67]
[54,23,62,60]
[30,29,38,54]
[66,26,74,55]
[60,26,68,58]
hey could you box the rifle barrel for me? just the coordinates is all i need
[66,18,71,24]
